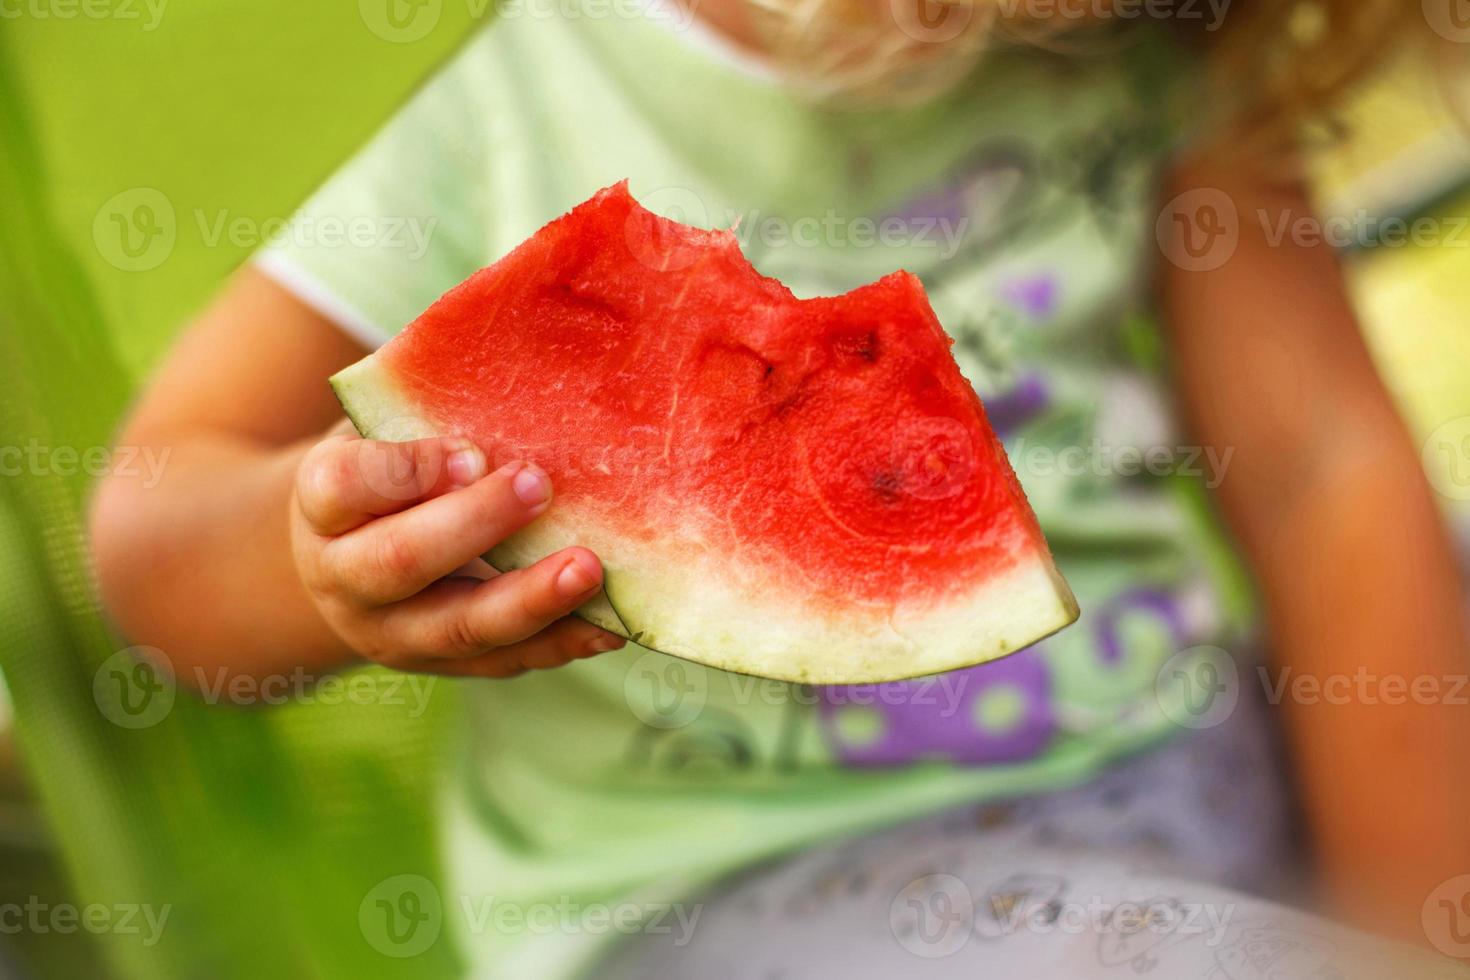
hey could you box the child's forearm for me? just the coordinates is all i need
[90,269,622,691]
[1250,433,1470,934]
[1160,163,1470,941]
[1213,427,1470,939]
[90,433,356,683]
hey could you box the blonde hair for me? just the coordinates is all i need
[737,0,1430,153]
[1180,0,1425,154]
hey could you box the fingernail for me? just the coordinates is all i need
[555,554,600,596]
[512,464,552,507]
[587,634,625,654]
[446,443,486,486]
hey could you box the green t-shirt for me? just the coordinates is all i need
[259,9,1247,977]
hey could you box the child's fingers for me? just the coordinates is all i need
[319,461,554,606]
[419,618,621,679]
[296,434,488,536]
[378,548,616,656]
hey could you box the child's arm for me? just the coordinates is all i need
[89,267,624,685]
[1160,160,1470,940]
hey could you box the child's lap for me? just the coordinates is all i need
[594,686,1367,977]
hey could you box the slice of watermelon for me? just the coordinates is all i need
[330,182,1077,683]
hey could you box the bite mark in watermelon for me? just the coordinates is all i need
[331,182,1078,683]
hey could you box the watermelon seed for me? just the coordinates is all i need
[834,330,879,363]
[872,471,902,502]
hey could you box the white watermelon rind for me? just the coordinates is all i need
[599,553,1078,684]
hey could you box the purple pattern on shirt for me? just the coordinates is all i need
[998,275,1058,321]
[818,648,1056,766]
[984,372,1051,438]
[888,183,972,230]
[1092,588,1189,666]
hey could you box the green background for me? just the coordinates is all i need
[0,3,489,976]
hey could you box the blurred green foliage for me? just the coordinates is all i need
[0,4,495,977]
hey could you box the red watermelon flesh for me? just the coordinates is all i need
[330,182,1077,682]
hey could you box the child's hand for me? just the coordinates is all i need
[290,427,625,678]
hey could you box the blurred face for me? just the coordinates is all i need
[667,0,999,104]
[667,0,1120,105]
[674,0,1112,52]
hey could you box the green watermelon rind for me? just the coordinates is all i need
[329,359,630,635]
